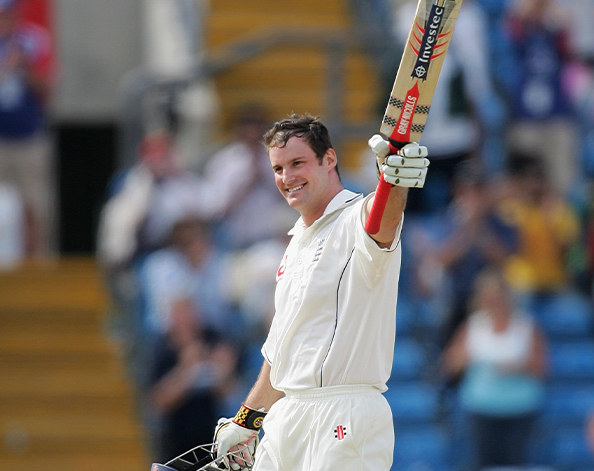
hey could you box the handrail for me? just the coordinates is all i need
[118,26,380,169]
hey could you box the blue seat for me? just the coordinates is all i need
[542,384,594,425]
[241,342,265,385]
[384,382,440,423]
[392,425,451,471]
[550,428,594,467]
[539,292,594,340]
[549,342,594,381]
[396,297,415,337]
[391,339,427,381]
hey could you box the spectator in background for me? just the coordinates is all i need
[148,297,238,463]
[0,178,24,268]
[505,0,578,197]
[473,0,518,97]
[143,0,220,170]
[0,0,54,258]
[199,104,297,250]
[553,0,594,64]
[139,215,236,347]
[97,130,209,366]
[498,153,580,308]
[139,216,242,461]
[415,161,517,351]
[97,130,207,271]
[443,267,548,471]
[391,0,505,213]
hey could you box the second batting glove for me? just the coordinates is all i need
[368,134,429,188]
[213,405,266,470]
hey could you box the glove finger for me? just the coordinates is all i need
[383,175,425,188]
[368,134,390,159]
[216,428,242,458]
[217,418,230,427]
[385,155,430,168]
[399,142,428,158]
[382,166,428,179]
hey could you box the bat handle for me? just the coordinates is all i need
[365,142,401,235]
[365,178,393,235]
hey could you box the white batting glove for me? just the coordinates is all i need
[368,134,429,188]
[213,405,266,470]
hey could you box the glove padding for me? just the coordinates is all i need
[213,418,259,471]
[368,135,429,188]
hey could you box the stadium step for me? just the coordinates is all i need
[0,257,148,471]
[206,0,380,168]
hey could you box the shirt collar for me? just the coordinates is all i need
[288,189,362,235]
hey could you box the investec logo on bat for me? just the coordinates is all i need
[411,3,446,80]
[392,1,450,142]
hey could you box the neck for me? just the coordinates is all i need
[301,184,343,227]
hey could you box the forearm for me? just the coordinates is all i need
[243,360,284,412]
[365,186,407,248]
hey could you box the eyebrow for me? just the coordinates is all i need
[271,155,309,168]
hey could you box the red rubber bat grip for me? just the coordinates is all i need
[365,178,393,235]
[365,142,401,235]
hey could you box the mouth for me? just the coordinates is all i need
[286,184,304,194]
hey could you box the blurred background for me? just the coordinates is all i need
[0,0,593,470]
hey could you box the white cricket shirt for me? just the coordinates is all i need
[262,190,403,392]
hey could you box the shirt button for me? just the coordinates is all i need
[298,259,302,265]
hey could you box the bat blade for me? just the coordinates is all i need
[365,0,464,235]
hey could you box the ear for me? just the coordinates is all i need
[325,148,338,171]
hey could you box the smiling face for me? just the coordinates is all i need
[269,136,342,226]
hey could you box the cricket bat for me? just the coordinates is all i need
[365,0,464,235]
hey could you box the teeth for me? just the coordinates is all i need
[287,185,304,193]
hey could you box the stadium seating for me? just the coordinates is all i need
[384,382,440,424]
[391,338,427,381]
[548,428,594,468]
[549,341,594,382]
[538,292,594,340]
[542,384,594,426]
[0,258,147,471]
[392,425,452,471]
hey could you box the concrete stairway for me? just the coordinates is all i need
[0,258,148,471]
[206,0,382,169]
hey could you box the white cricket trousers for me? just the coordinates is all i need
[254,385,394,471]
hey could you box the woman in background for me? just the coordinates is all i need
[443,267,548,470]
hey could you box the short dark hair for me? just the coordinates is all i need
[263,113,340,178]
[263,113,333,161]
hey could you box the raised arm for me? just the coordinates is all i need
[365,186,408,248]
[364,136,429,248]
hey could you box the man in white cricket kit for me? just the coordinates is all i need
[214,114,429,471]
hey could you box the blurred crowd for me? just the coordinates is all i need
[0,0,54,265]
[96,104,298,462]
[100,0,594,468]
[0,0,592,469]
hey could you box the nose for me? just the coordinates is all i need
[280,167,295,186]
